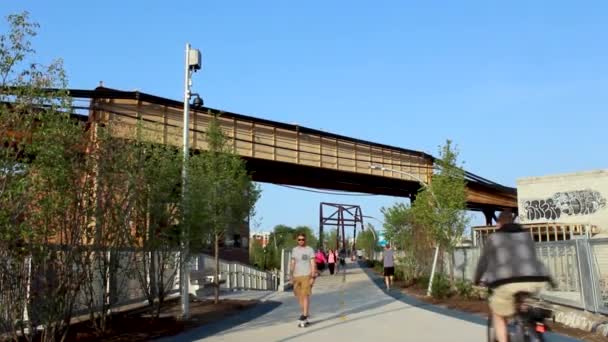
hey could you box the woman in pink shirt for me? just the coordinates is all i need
[327,249,336,275]
[315,250,327,274]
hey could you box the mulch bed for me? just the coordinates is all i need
[66,298,257,341]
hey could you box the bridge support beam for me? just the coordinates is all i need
[482,208,497,226]
[319,203,364,253]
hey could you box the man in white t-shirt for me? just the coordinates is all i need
[383,244,395,290]
[289,233,316,327]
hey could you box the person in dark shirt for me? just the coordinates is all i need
[474,210,551,342]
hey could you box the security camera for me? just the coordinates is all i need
[191,94,204,108]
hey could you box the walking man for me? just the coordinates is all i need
[289,233,317,327]
[383,244,395,290]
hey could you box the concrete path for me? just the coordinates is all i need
[162,262,580,342]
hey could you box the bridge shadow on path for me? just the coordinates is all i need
[159,262,581,342]
[160,263,403,341]
[359,263,579,342]
[212,263,398,335]
[155,300,283,341]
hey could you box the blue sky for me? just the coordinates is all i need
[3,1,607,234]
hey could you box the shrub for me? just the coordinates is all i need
[430,274,451,299]
[373,261,383,274]
[416,275,430,290]
[455,279,473,299]
[394,267,405,281]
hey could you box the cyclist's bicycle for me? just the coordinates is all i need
[487,291,552,342]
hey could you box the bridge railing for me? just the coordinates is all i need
[279,249,292,292]
[446,238,608,314]
[187,253,279,293]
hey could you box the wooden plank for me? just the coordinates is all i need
[296,127,300,164]
[273,127,276,161]
[275,128,297,163]
[233,118,237,154]
[298,132,321,167]
[251,122,255,158]
[321,137,337,169]
[235,121,253,157]
[163,105,168,145]
[320,136,323,167]
[354,142,358,170]
[192,106,197,150]
[251,123,274,160]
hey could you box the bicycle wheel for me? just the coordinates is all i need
[523,322,544,342]
[508,319,545,342]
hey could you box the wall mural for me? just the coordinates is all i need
[523,189,607,221]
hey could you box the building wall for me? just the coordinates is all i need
[251,232,270,248]
[517,169,608,236]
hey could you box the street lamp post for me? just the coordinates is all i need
[369,164,441,297]
[181,43,202,319]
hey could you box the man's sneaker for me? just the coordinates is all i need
[298,315,309,328]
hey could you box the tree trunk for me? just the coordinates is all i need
[150,250,157,302]
[449,249,455,284]
[214,233,220,304]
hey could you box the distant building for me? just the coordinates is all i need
[251,231,271,248]
[517,169,607,236]
[474,169,608,244]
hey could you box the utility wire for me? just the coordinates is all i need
[276,184,379,197]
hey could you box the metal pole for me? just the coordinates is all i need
[428,245,440,296]
[181,43,192,319]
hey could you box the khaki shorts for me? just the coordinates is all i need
[293,276,313,298]
[490,282,546,317]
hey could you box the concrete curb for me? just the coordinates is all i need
[534,302,608,337]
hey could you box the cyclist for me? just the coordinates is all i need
[474,209,551,342]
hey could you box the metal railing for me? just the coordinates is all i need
[446,238,608,314]
[188,254,279,294]
[473,223,598,246]
[279,249,292,291]
[1,249,277,332]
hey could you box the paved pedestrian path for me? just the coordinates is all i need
[162,262,580,342]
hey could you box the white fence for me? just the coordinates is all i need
[1,249,277,331]
[279,249,292,291]
[188,254,279,294]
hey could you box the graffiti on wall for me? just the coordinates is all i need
[523,189,607,221]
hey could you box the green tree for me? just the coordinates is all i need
[294,225,318,248]
[323,228,338,251]
[188,116,260,304]
[80,126,146,333]
[249,239,266,269]
[263,225,294,270]
[410,140,469,283]
[0,11,91,341]
[268,224,295,250]
[382,202,412,251]
[356,224,379,259]
[382,203,435,282]
[125,138,183,318]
